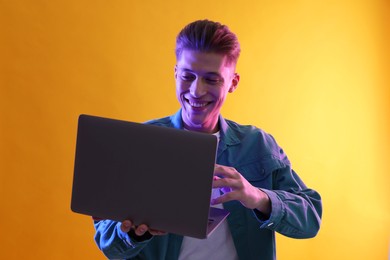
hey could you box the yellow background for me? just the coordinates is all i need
[1,0,389,259]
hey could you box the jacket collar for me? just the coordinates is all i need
[170,109,184,130]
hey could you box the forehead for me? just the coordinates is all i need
[176,50,233,74]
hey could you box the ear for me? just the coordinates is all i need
[228,73,240,93]
[174,65,178,79]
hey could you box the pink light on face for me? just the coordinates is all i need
[175,50,239,133]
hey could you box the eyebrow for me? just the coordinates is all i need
[178,68,222,77]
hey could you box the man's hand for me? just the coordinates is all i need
[120,220,167,236]
[212,164,271,216]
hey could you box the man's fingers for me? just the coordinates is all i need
[135,224,149,236]
[121,221,166,237]
[214,164,240,179]
[213,176,240,190]
[120,220,167,238]
[120,220,133,233]
[211,191,236,205]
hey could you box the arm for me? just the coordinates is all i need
[94,220,150,259]
[94,219,166,259]
[257,166,322,238]
[213,164,322,239]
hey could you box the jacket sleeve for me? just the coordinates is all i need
[248,129,323,239]
[254,163,322,239]
[94,220,152,259]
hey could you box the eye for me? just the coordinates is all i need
[180,72,196,82]
[204,76,222,85]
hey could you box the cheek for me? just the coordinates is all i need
[175,82,182,94]
[175,88,182,102]
[213,89,228,102]
[176,82,190,94]
[175,83,187,101]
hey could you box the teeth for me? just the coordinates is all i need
[189,100,208,107]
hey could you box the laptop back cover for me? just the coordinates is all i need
[71,114,224,238]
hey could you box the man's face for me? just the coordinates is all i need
[175,50,239,133]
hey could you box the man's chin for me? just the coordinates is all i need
[182,110,213,130]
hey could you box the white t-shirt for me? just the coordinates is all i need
[178,131,239,260]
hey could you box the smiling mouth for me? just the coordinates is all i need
[186,98,211,108]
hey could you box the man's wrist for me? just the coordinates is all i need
[255,188,271,217]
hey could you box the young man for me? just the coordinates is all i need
[94,20,322,260]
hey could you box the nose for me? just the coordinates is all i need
[190,78,207,97]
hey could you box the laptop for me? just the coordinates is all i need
[71,114,230,239]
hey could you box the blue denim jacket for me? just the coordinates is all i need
[94,110,322,260]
